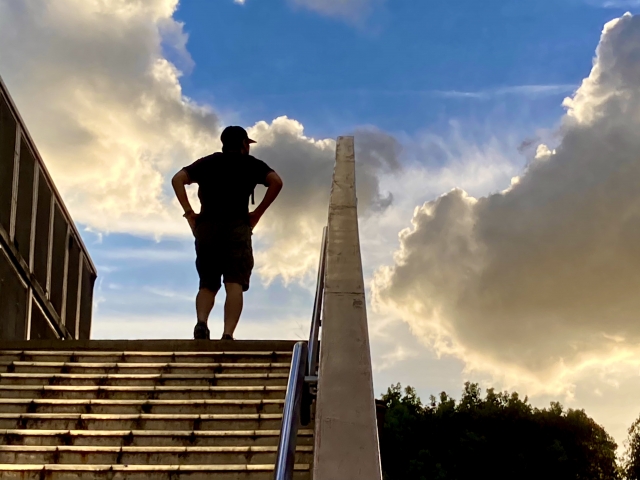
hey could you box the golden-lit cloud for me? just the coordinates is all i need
[372,13,640,396]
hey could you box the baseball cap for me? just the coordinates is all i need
[220,126,256,147]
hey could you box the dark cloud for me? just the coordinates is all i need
[354,127,402,213]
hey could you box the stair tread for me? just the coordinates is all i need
[0,385,286,392]
[0,373,287,379]
[0,399,283,405]
[2,362,290,368]
[0,463,311,471]
[0,445,313,452]
[0,413,283,419]
[0,351,292,357]
[0,428,314,437]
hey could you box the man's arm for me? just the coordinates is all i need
[171,169,198,233]
[249,171,283,229]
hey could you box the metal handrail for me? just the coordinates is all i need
[273,341,308,480]
[273,228,328,480]
[307,226,328,378]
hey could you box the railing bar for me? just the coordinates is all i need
[274,226,328,480]
[273,342,308,480]
[308,226,328,377]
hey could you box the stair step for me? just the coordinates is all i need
[0,351,292,364]
[0,342,313,478]
[0,429,315,447]
[0,373,289,387]
[0,399,284,415]
[0,362,291,375]
[0,385,287,401]
[0,463,311,480]
[0,413,285,431]
[0,445,314,465]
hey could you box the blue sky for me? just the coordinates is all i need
[174,0,621,138]
[4,0,640,447]
[85,0,638,396]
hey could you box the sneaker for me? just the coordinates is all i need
[194,322,210,340]
[221,334,234,341]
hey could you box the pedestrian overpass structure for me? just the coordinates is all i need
[0,74,383,480]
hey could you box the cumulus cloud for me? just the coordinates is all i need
[0,0,216,236]
[249,122,399,284]
[0,0,394,284]
[372,13,640,395]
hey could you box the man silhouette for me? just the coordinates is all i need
[172,126,283,340]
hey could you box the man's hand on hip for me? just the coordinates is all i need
[184,211,199,235]
[249,171,283,230]
[248,210,262,229]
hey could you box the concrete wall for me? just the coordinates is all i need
[313,137,382,480]
[0,75,97,341]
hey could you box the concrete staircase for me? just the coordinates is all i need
[0,340,313,480]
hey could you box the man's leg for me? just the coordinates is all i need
[223,283,243,338]
[193,218,223,340]
[221,221,253,339]
[196,287,218,324]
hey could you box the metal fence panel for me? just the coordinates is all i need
[64,235,81,335]
[0,247,27,340]
[15,138,35,262]
[49,202,67,317]
[33,169,52,293]
[0,96,16,234]
[78,256,94,340]
[29,299,58,340]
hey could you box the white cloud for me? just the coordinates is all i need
[231,0,382,20]
[0,0,393,285]
[94,246,193,262]
[436,84,577,100]
[588,0,640,8]
[0,0,216,237]
[288,0,383,20]
[372,13,640,397]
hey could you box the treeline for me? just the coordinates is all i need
[379,383,640,480]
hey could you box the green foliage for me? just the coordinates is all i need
[622,417,640,479]
[379,382,619,480]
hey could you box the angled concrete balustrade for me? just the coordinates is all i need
[313,137,383,480]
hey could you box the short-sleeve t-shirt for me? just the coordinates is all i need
[183,152,274,223]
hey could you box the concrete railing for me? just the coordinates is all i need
[313,136,382,480]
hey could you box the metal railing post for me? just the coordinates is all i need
[273,227,328,480]
[274,341,308,480]
[307,226,327,378]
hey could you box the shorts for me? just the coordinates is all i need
[194,218,254,292]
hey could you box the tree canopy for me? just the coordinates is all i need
[379,383,619,480]
[622,416,640,479]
